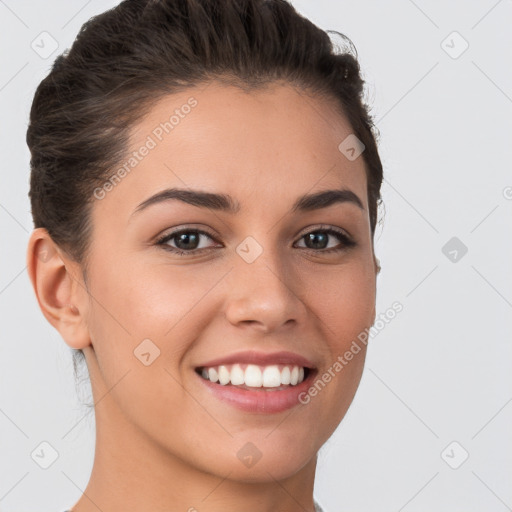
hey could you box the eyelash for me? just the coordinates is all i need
[155,225,356,257]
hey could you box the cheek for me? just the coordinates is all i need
[83,258,220,420]
[298,260,374,424]
[91,258,220,338]
[303,259,376,350]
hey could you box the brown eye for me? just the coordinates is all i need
[156,228,219,255]
[171,231,201,251]
[295,227,356,253]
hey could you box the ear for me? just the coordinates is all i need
[373,254,381,276]
[26,228,91,349]
[371,254,380,326]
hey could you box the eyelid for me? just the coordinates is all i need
[296,223,353,240]
[155,225,221,247]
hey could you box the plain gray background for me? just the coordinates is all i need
[1,1,511,511]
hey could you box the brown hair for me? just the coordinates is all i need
[27,0,383,394]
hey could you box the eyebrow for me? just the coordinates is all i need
[131,187,364,217]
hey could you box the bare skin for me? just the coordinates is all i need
[27,81,378,512]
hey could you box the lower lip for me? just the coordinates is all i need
[196,370,316,413]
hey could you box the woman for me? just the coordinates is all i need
[26,0,383,510]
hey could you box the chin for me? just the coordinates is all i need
[223,451,317,484]
[223,430,323,482]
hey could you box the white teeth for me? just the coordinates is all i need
[208,367,218,383]
[262,365,281,387]
[290,366,299,385]
[199,363,307,387]
[218,365,230,385]
[230,363,245,385]
[245,364,263,387]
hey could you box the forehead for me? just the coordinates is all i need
[97,81,368,219]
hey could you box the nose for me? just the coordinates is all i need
[223,248,307,334]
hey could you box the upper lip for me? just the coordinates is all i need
[196,350,316,369]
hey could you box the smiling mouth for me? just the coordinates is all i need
[195,363,312,390]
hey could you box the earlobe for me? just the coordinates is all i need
[26,228,91,350]
[374,255,381,275]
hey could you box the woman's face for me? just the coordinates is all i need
[76,81,377,481]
